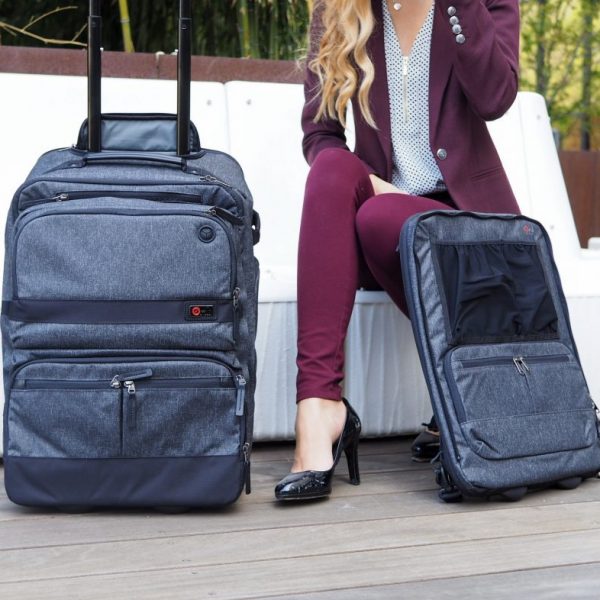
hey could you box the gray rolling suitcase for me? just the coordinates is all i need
[400,210,600,502]
[1,0,260,509]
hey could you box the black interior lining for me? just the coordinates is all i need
[434,241,559,346]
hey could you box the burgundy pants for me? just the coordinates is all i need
[296,148,457,403]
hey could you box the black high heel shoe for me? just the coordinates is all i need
[274,398,361,501]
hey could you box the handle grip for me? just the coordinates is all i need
[82,152,188,171]
[87,0,192,155]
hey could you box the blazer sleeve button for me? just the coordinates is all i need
[436,148,448,160]
[456,34,466,44]
[452,24,462,35]
[447,6,457,16]
[449,16,459,25]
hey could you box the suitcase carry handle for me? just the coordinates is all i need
[82,152,188,171]
[87,0,192,156]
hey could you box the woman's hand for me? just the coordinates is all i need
[369,174,407,196]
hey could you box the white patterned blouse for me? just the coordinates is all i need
[382,0,447,195]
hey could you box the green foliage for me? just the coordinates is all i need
[520,0,600,148]
[0,0,309,59]
[1,0,597,147]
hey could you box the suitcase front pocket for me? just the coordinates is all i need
[445,342,599,460]
[13,205,235,300]
[7,358,245,460]
[8,203,239,350]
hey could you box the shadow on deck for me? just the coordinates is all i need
[1,438,599,599]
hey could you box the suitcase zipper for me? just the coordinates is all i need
[460,354,569,373]
[16,176,245,216]
[111,370,154,431]
[46,191,245,226]
[242,441,251,494]
[22,189,243,220]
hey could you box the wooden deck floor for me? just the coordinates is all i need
[1,439,599,599]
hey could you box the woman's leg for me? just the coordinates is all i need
[293,148,375,472]
[356,192,455,461]
[355,192,456,314]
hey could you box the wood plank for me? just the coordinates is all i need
[263,562,600,600]
[1,475,599,548]
[2,529,600,599]
[250,437,416,462]
[2,501,600,584]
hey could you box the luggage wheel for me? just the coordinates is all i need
[435,464,463,503]
[153,506,192,514]
[438,488,463,503]
[499,487,528,502]
[555,476,582,490]
[57,505,94,513]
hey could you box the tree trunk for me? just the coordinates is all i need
[580,0,594,150]
[535,0,548,98]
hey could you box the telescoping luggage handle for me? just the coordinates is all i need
[87,0,192,156]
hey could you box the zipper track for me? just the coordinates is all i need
[11,355,237,386]
[402,56,409,123]
[15,176,244,216]
[460,354,569,369]
[20,377,235,390]
[22,191,244,225]
[12,207,237,301]
[21,190,209,210]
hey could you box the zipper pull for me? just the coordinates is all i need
[110,369,153,431]
[513,357,525,376]
[53,193,68,202]
[210,206,244,226]
[233,287,241,310]
[235,374,247,416]
[513,357,530,376]
[591,397,600,420]
[110,369,154,388]
[125,380,138,430]
[243,442,251,494]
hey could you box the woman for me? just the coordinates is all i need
[275,0,521,500]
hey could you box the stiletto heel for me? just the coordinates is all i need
[344,438,360,485]
[274,398,361,501]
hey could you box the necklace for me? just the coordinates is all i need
[393,2,402,9]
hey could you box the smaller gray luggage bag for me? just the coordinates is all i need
[399,211,600,502]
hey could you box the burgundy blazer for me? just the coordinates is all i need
[301,0,522,214]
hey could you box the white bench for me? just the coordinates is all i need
[1,73,599,444]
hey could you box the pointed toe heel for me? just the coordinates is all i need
[274,398,362,501]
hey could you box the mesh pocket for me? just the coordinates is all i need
[435,242,558,345]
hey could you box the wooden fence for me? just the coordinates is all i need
[559,151,600,247]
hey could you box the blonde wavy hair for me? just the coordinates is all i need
[309,0,376,128]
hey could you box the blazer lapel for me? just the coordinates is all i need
[428,0,454,141]
[368,0,393,177]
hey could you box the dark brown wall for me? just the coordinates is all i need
[559,151,600,247]
[0,46,303,83]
